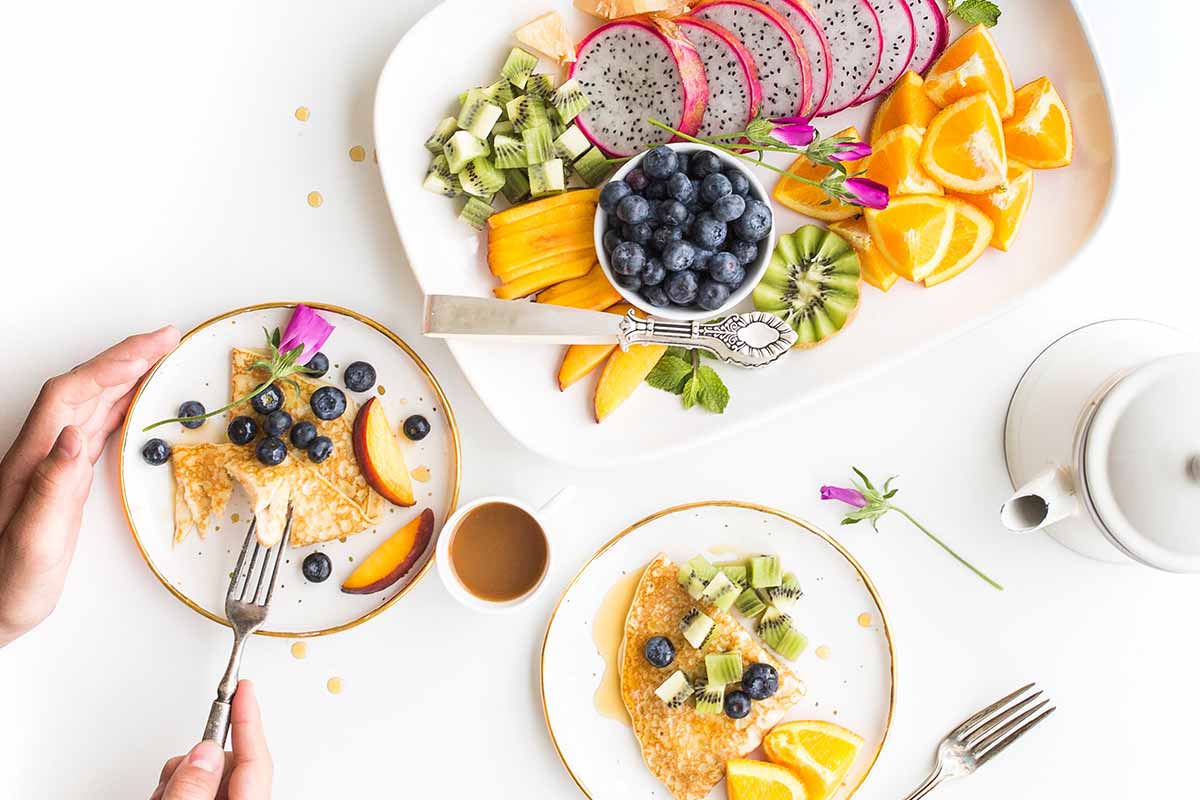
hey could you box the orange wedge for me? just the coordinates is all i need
[870,71,940,144]
[863,125,943,196]
[763,721,864,800]
[923,200,994,286]
[920,93,1007,194]
[1003,77,1074,169]
[828,218,899,292]
[773,126,867,221]
[950,160,1034,251]
[726,759,808,800]
[923,25,1014,118]
[864,195,956,282]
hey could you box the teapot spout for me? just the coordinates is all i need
[1001,466,1080,532]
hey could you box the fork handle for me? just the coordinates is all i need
[203,699,232,745]
[203,632,248,745]
[902,767,948,800]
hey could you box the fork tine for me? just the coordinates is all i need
[240,541,263,602]
[950,683,1036,738]
[262,506,293,607]
[975,706,1056,767]
[226,519,257,600]
[971,699,1051,754]
[965,690,1043,744]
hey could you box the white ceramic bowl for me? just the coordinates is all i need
[594,142,775,322]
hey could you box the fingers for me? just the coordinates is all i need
[159,756,186,786]
[228,680,272,798]
[160,740,225,800]
[60,325,181,405]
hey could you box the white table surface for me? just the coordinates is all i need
[2,1,1195,797]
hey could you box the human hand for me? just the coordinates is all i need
[0,326,180,646]
[151,680,273,800]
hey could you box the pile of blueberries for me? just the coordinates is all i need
[600,145,773,312]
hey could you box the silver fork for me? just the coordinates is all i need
[201,509,291,745]
[903,683,1056,799]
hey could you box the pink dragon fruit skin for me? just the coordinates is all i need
[674,17,763,137]
[758,0,834,115]
[570,16,709,158]
[690,0,813,119]
[857,0,917,103]
[902,0,948,75]
[808,0,884,116]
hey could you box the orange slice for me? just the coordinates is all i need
[870,71,939,144]
[828,218,899,292]
[726,759,808,800]
[920,93,1007,194]
[950,160,1034,251]
[773,126,867,221]
[863,125,943,196]
[763,721,864,800]
[923,24,1015,118]
[864,195,956,282]
[1003,77,1073,169]
[922,200,994,287]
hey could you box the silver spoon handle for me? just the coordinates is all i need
[618,311,796,368]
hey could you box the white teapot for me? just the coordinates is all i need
[1001,319,1200,571]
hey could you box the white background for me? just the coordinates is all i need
[0,1,1195,798]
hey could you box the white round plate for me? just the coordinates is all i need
[119,302,461,637]
[541,501,894,800]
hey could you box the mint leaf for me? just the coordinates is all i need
[681,375,703,409]
[664,346,690,361]
[646,355,692,394]
[947,0,1001,26]
[694,365,729,414]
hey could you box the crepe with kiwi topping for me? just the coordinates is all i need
[619,554,805,800]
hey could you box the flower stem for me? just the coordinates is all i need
[142,377,274,432]
[893,507,1004,591]
[647,119,829,191]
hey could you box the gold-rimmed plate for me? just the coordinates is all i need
[118,302,460,637]
[541,501,894,799]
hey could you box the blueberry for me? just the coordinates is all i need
[683,210,697,231]
[656,200,688,227]
[264,409,292,437]
[255,436,288,466]
[625,168,649,193]
[623,221,653,245]
[344,361,376,392]
[177,400,206,429]
[307,435,334,464]
[602,229,621,253]
[301,552,332,583]
[651,225,683,252]
[691,247,715,271]
[310,386,347,421]
[689,150,722,178]
[711,193,746,223]
[667,172,694,203]
[289,420,317,449]
[403,414,431,441]
[227,415,257,445]
[643,635,676,668]
[615,194,651,225]
[642,257,667,287]
[728,238,758,266]
[611,241,646,276]
[304,351,330,378]
[665,270,699,305]
[615,273,642,291]
[599,180,632,213]
[742,662,779,700]
[724,689,752,719]
[690,213,728,250]
[699,172,733,204]
[141,438,171,466]
[662,240,696,272]
[696,279,732,311]
[708,251,742,284]
[642,145,679,179]
[675,151,690,176]
[724,169,751,197]
[250,384,284,415]
[732,200,773,242]
[642,285,671,307]
[644,180,668,201]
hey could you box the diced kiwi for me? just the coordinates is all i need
[699,570,738,612]
[491,120,515,139]
[457,89,503,140]
[704,652,743,686]
[734,587,768,618]
[424,116,458,154]
[505,94,549,133]
[458,157,505,198]
[717,563,749,590]
[654,670,693,709]
[481,79,516,109]
[492,134,528,170]
[500,47,538,90]
[554,124,591,162]
[522,124,555,165]
[680,608,715,649]
[676,565,707,600]
[550,78,590,125]
[501,169,530,204]
[444,130,489,173]
[694,681,725,715]
[527,158,565,197]
[421,155,461,198]
[572,147,614,187]
[749,555,782,589]
[764,572,803,612]
[758,606,807,660]
[524,73,557,100]
[458,196,494,230]
[687,555,719,583]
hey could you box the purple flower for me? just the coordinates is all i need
[820,485,868,508]
[829,141,873,162]
[843,177,890,210]
[279,304,334,362]
[768,116,817,147]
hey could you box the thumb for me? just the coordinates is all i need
[161,741,225,800]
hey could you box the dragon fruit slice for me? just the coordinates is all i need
[675,17,762,137]
[902,0,948,75]
[759,0,833,114]
[570,16,709,158]
[808,0,883,115]
[859,0,916,102]
[690,0,812,119]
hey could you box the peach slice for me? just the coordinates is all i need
[557,303,633,390]
[341,508,434,594]
[352,397,415,507]
[594,344,667,422]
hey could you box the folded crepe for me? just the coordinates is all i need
[620,555,806,800]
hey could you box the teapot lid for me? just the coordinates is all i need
[1083,353,1200,571]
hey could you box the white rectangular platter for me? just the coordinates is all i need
[375,0,1116,467]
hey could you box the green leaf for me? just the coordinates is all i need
[841,517,863,526]
[681,375,703,409]
[694,365,729,414]
[646,355,693,394]
[883,489,898,499]
[852,466,876,492]
[948,0,1001,26]
[664,346,690,361]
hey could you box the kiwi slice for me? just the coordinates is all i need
[444,130,489,174]
[491,120,515,140]
[424,116,458,155]
[654,670,693,709]
[505,94,549,133]
[492,134,528,170]
[524,73,557,100]
[705,652,743,686]
[758,606,808,660]
[458,157,505,198]
[699,570,738,612]
[422,155,461,198]
[572,147,614,187]
[749,555,782,589]
[717,563,749,590]
[458,196,494,231]
[680,608,715,649]
[550,78,590,125]
[522,124,555,166]
[500,47,538,90]
[501,169,530,204]
[734,587,768,618]
[481,78,516,109]
[554,124,591,162]
[694,681,725,715]
[754,226,861,348]
[687,555,719,583]
[528,159,565,197]
[457,88,503,140]
[676,565,707,600]
[764,572,803,612]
